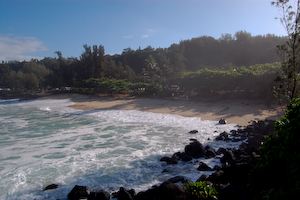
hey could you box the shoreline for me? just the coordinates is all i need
[39,93,284,126]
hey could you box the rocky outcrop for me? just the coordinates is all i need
[158,119,276,200]
[64,119,275,200]
[198,120,275,200]
[67,185,110,200]
[160,140,219,165]
[134,181,189,200]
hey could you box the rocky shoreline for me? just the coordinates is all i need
[43,119,275,200]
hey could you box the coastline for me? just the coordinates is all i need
[39,93,284,126]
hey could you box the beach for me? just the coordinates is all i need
[41,93,283,126]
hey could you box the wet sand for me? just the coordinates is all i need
[41,93,284,126]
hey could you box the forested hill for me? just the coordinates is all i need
[113,30,286,72]
[0,30,286,100]
[182,31,286,70]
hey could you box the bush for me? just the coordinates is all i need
[249,98,300,199]
[184,181,218,199]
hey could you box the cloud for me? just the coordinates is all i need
[147,29,156,33]
[123,35,134,39]
[0,34,47,61]
[141,34,149,38]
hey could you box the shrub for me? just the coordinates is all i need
[184,181,218,199]
[249,98,300,200]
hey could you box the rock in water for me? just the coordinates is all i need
[68,185,91,200]
[188,130,198,134]
[184,140,206,158]
[118,187,135,200]
[197,162,213,171]
[43,184,59,191]
[219,118,227,124]
[134,181,189,200]
[89,190,111,200]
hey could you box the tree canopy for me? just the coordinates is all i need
[0,31,287,100]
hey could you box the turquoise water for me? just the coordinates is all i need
[0,98,240,200]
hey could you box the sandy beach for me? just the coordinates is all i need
[41,93,284,126]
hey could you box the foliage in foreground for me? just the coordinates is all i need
[249,98,300,200]
[184,181,218,199]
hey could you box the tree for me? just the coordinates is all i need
[79,44,106,80]
[145,55,158,70]
[0,62,11,88]
[272,0,300,105]
[21,62,51,89]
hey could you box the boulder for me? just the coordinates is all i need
[134,181,189,200]
[179,153,193,162]
[197,162,213,171]
[219,118,227,124]
[220,149,236,165]
[167,154,179,164]
[184,140,206,158]
[204,145,216,158]
[68,185,91,200]
[89,190,110,200]
[160,156,170,162]
[215,131,229,141]
[43,184,59,191]
[213,165,221,170]
[216,147,227,155]
[188,130,198,134]
[167,176,190,184]
[207,170,225,184]
[118,187,135,200]
[196,174,208,182]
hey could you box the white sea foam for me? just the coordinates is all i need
[0,99,241,200]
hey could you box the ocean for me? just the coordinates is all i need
[0,98,241,200]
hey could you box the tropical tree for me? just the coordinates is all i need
[272,0,300,105]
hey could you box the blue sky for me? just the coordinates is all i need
[0,0,288,61]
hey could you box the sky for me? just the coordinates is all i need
[0,0,290,62]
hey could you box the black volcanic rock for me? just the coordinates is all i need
[134,181,189,200]
[118,187,135,200]
[89,190,110,200]
[43,184,59,191]
[197,162,213,171]
[184,140,206,158]
[68,185,91,200]
[188,130,198,134]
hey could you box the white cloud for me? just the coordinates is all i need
[141,34,149,38]
[0,34,47,61]
[123,35,134,39]
[147,29,156,33]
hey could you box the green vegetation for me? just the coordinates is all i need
[250,98,300,200]
[81,77,162,96]
[0,30,287,101]
[184,181,218,200]
[179,63,281,100]
[272,0,300,105]
[249,4,300,198]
